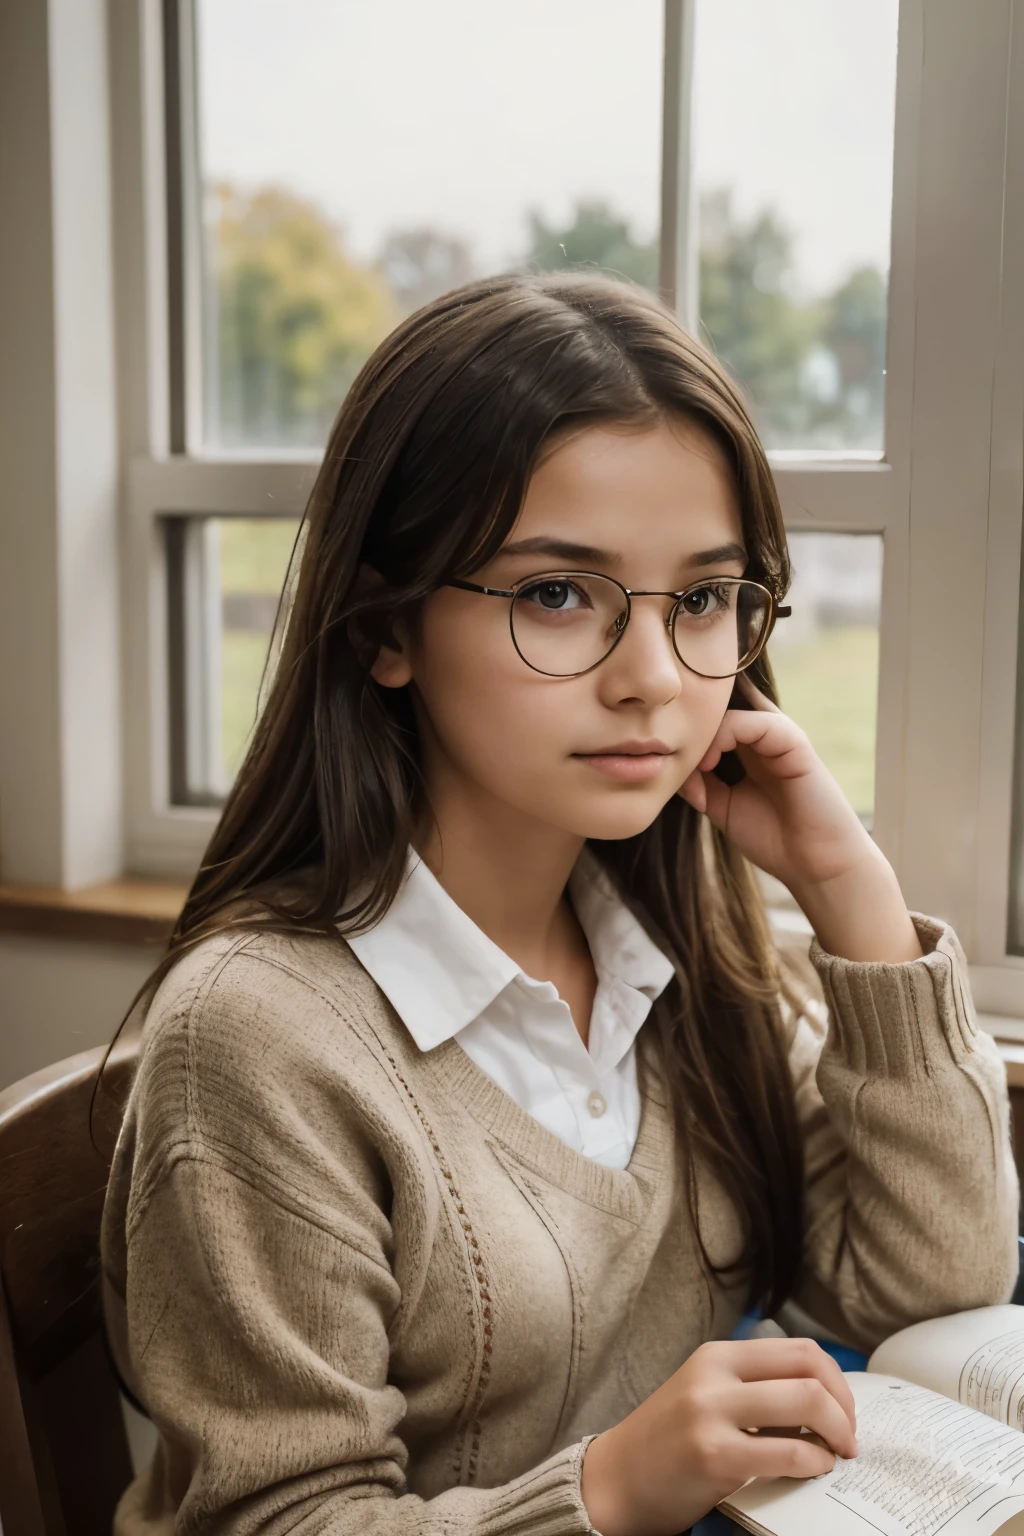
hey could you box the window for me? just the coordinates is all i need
[117,3,1024,1018]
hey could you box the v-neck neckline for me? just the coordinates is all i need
[418,1023,673,1222]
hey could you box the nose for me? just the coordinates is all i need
[595,596,682,709]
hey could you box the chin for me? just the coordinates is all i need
[561,787,678,843]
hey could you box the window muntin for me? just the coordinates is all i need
[692,0,899,453]
[193,0,663,450]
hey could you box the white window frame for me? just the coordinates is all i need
[111,0,1024,1019]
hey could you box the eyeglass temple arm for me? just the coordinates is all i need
[775,605,791,618]
[448,578,516,598]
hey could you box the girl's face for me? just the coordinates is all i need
[372,415,748,844]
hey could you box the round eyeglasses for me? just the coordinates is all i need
[447,571,791,680]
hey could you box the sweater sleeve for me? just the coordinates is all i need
[115,1154,599,1536]
[786,912,1020,1352]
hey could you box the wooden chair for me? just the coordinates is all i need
[0,1040,139,1536]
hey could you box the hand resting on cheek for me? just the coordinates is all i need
[679,675,923,964]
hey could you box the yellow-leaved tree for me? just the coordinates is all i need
[209,184,400,448]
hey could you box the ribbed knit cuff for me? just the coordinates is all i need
[477,1434,602,1535]
[809,911,979,1078]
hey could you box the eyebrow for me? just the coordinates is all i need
[499,536,748,570]
[686,541,748,569]
[501,536,609,564]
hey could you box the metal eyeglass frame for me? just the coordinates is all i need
[446,572,791,679]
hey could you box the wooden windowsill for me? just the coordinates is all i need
[0,878,189,946]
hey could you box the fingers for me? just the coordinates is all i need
[700,709,792,763]
[730,1428,839,1482]
[731,1379,858,1460]
[696,708,808,777]
[721,1338,857,1435]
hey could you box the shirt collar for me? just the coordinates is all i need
[568,851,676,1002]
[347,847,675,1053]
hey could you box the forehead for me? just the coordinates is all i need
[516,416,743,557]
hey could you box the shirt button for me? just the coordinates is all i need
[587,1090,607,1118]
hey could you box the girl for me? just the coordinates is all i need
[101,272,1019,1536]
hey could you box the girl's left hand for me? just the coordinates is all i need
[678,678,923,964]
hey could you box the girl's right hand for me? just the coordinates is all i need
[578,1336,858,1536]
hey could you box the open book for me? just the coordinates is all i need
[721,1305,1024,1536]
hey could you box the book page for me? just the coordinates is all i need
[722,1373,1024,1536]
[869,1306,1024,1424]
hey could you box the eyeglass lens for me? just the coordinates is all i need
[509,574,772,678]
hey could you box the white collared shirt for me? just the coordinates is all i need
[347,851,675,1169]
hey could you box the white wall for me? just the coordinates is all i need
[0,934,158,1090]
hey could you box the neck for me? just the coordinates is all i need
[414,777,584,976]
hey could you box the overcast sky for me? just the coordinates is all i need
[197,0,898,298]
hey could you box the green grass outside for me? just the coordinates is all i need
[218,518,301,778]
[219,517,300,593]
[768,625,879,818]
[221,630,274,779]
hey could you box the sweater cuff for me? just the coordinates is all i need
[808,912,979,1077]
[478,1434,601,1535]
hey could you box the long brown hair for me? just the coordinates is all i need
[110,271,805,1314]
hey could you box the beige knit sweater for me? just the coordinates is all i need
[100,913,1019,1536]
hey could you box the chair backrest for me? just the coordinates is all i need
[0,1040,139,1536]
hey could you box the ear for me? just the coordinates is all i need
[369,626,414,689]
[347,563,414,689]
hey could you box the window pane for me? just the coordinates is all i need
[770,533,883,820]
[693,0,898,454]
[167,516,299,802]
[194,0,662,450]
[220,518,298,783]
